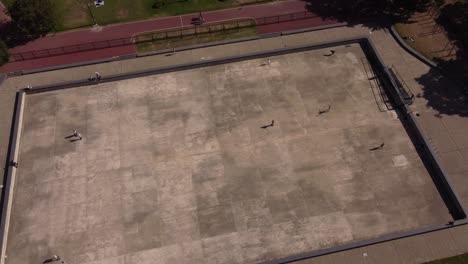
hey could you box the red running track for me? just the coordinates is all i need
[3,46,137,73]
[1,0,338,73]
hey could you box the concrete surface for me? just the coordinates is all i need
[293,224,468,264]
[6,44,450,264]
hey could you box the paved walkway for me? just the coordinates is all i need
[0,0,339,72]
[1,23,468,263]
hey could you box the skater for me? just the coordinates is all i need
[73,129,78,137]
[199,12,205,24]
[9,160,18,168]
[77,133,82,140]
[43,255,60,263]
[318,105,331,115]
[260,120,275,129]
[95,72,101,81]
[369,142,385,151]
[260,59,271,66]
[324,50,335,57]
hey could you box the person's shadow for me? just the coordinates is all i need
[43,258,57,264]
[369,143,385,151]
[260,120,275,129]
[323,50,336,57]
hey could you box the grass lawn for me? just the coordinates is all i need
[423,253,468,264]
[2,0,269,31]
[1,0,14,6]
[394,23,436,60]
[136,26,257,53]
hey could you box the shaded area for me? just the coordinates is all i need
[415,49,468,117]
[423,252,468,264]
[437,1,468,48]
[414,1,468,117]
[305,0,432,29]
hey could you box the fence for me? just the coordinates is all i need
[10,37,134,62]
[134,18,255,43]
[256,11,318,26]
[9,11,319,62]
[386,66,414,105]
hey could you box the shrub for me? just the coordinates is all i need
[0,40,9,66]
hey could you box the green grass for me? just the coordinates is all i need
[394,23,436,60]
[136,26,257,53]
[3,0,270,31]
[423,253,468,264]
[1,0,14,7]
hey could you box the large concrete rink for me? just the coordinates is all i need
[8,44,452,264]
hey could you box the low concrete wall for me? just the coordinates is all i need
[361,38,466,220]
[264,222,467,264]
[0,91,25,264]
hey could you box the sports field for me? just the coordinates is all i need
[7,43,451,264]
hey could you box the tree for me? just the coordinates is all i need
[8,0,57,37]
[0,40,8,66]
[306,0,431,24]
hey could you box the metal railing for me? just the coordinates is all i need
[10,37,134,62]
[386,65,414,105]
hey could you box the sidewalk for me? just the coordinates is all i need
[0,23,467,263]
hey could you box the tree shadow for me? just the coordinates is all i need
[304,0,432,30]
[436,1,468,48]
[415,53,468,117]
[414,1,468,117]
[0,22,40,48]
